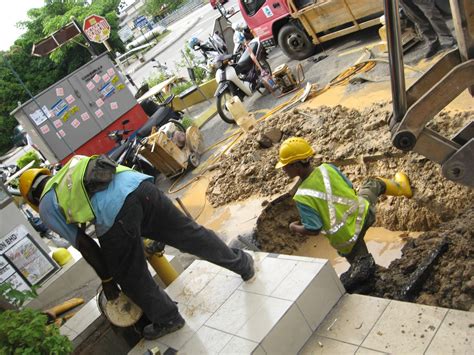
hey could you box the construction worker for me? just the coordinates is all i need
[19,155,255,340]
[276,137,413,265]
[399,0,456,58]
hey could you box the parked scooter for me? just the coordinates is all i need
[214,37,271,124]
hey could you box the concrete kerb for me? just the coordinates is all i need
[127,16,202,75]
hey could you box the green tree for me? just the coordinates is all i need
[0,0,124,154]
[142,0,186,18]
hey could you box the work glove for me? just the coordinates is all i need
[102,278,120,300]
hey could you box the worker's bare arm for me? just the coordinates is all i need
[289,221,320,236]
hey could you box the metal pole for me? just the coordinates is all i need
[71,17,98,57]
[383,0,407,122]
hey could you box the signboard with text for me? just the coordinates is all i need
[83,14,111,43]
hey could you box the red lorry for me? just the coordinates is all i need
[238,0,384,60]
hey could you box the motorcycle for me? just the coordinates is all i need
[214,37,271,124]
[107,95,184,177]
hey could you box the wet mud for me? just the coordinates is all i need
[207,103,474,311]
[207,104,473,232]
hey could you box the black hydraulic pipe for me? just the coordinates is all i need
[383,0,407,122]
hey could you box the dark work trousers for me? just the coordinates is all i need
[97,181,252,324]
[399,0,453,45]
[342,179,385,265]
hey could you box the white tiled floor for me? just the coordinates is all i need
[130,252,343,354]
[126,252,474,355]
[300,294,474,355]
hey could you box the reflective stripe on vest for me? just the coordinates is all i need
[294,165,368,251]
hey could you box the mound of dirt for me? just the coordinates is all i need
[370,205,474,311]
[254,196,305,254]
[207,104,473,232]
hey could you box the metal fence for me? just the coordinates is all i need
[157,0,206,27]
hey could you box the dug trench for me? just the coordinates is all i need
[206,103,473,311]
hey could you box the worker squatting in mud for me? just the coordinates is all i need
[275,137,413,289]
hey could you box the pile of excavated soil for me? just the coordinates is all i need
[371,205,474,311]
[207,104,473,233]
[254,197,305,254]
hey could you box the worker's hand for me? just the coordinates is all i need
[102,279,120,301]
[289,221,303,234]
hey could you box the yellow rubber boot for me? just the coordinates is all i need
[378,172,413,198]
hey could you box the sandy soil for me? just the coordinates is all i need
[207,103,473,233]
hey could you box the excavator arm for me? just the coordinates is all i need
[384,0,473,187]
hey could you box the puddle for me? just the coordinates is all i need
[295,227,422,275]
[176,175,265,243]
[178,174,422,275]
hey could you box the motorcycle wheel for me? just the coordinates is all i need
[216,89,236,124]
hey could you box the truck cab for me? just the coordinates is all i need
[239,0,384,60]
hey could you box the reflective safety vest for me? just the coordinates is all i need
[41,155,129,224]
[293,164,369,254]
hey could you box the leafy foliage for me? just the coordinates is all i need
[0,283,37,309]
[0,0,124,154]
[17,150,42,169]
[142,0,187,18]
[0,308,72,354]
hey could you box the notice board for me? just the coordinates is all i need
[0,225,58,290]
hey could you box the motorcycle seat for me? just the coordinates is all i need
[137,106,174,137]
[235,41,259,74]
[108,143,129,161]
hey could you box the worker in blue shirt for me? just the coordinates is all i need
[19,155,255,340]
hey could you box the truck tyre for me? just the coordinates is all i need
[278,24,315,60]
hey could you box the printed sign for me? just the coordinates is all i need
[262,6,273,18]
[107,68,115,76]
[93,74,101,83]
[110,102,118,110]
[83,15,111,43]
[40,125,50,134]
[102,73,110,82]
[51,99,69,117]
[71,119,81,128]
[56,87,64,96]
[96,98,104,107]
[58,129,66,137]
[53,119,63,128]
[0,225,58,286]
[29,106,50,126]
[87,81,95,91]
[100,82,115,98]
[81,112,90,121]
[95,109,104,118]
[65,95,75,104]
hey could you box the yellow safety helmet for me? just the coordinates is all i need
[275,137,315,168]
[19,168,51,212]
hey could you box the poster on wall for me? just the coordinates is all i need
[0,225,58,286]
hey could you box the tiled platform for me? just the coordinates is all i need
[300,294,474,355]
[129,252,474,355]
[130,252,344,354]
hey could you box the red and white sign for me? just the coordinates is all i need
[83,15,110,43]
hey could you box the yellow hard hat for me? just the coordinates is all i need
[19,168,51,212]
[275,137,315,168]
[52,248,72,266]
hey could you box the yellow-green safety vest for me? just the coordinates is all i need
[293,163,369,254]
[41,155,129,224]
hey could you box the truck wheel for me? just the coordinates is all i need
[278,24,315,60]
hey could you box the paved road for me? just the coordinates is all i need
[128,0,244,87]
